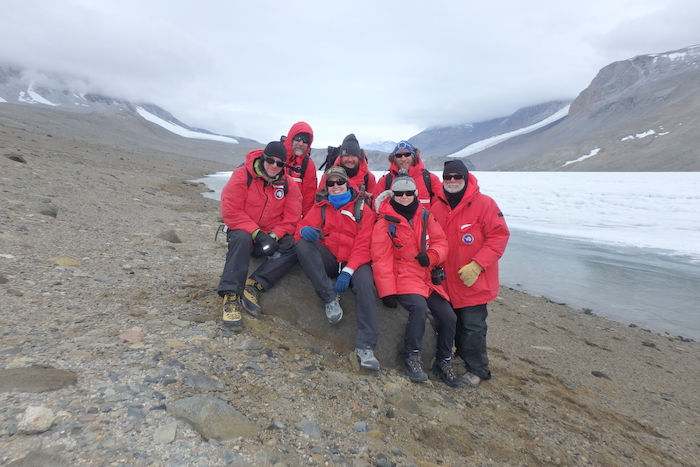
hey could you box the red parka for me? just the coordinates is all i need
[371,191,449,300]
[220,149,302,239]
[282,122,317,217]
[295,187,376,272]
[373,150,441,207]
[430,173,510,308]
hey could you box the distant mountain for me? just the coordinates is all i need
[409,100,572,160]
[363,140,398,153]
[456,44,700,171]
[0,65,257,146]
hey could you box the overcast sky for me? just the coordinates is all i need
[2,0,700,146]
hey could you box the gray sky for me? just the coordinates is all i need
[2,0,700,146]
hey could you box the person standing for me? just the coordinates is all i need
[295,166,380,370]
[217,141,302,330]
[321,134,377,194]
[282,122,317,217]
[374,140,441,206]
[371,175,462,387]
[431,160,510,387]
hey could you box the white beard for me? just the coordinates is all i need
[444,181,465,193]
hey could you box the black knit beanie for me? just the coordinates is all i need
[263,141,287,162]
[339,134,361,157]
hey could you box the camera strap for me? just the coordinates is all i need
[420,208,430,254]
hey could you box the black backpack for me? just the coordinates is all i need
[318,146,341,171]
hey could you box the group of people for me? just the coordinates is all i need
[216,122,510,389]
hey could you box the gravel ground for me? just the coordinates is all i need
[1,104,699,467]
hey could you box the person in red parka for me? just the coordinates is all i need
[371,175,462,388]
[217,141,302,330]
[373,140,441,207]
[431,160,510,388]
[319,134,376,194]
[282,122,317,217]
[295,166,380,370]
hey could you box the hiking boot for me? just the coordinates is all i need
[355,348,380,371]
[432,359,463,388]
[324,296,343,324]
[241,278,263,317]
[404,353,428,382]
[221,294,243,330]
[462,372,481,388]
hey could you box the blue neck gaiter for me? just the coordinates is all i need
[328,190,352,209]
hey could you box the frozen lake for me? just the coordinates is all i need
[193,171,700,340]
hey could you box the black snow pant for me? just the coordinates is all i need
[454,304,491,379]
[397,292,457,362]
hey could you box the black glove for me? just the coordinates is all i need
[415,252,430,267]
[255,232,279,256]
[382,295,398,308]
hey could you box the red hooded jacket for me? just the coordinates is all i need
[430,173,510,308]
[371,192,449,300]
[220,149,302,239]
[282,122,317,217]
[373,152,441,207]
[295,187,376,272]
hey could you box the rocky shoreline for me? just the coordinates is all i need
[1,105,699,466]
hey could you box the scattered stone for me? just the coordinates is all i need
[183,373,225,392]
[0,273,8,284]
[157,229,182,243]
[118,327,145,344]
[0,366,77,393]
[326,371,351,386]
[39,204,59,218]
[6,446,70,467]
[47,257,81,267]
[592,371,612,380]
[4,153,27,163]
[17,406,55,434]
[295,419,322,439]
[237,339,263,350]
[353,421,370,432]
[153,422,178,444]
[167,394,260,441]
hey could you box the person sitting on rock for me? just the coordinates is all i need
[217,141,302,330]
[295,166,380,370]
[373,140,441,207]
[370,173,462,387]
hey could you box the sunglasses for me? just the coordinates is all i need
[392,191,415,197]
[293,135,310,144]
[444,174,465,180]
[325,179,347,187]
[394,152,413,158]
[263,155,286,167]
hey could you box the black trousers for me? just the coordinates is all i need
[454,304,490,379]
[397,292,457,362]
[217,229,298,296]
[296,239,378,350]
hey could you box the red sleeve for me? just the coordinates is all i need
[426,212,449,263]
[220,167,260,234]
[472,198,510,270]
[301,158,318,217]
[373,174,388,198]
[345,204,376,271]
[371,219,397,298]
[365,171,377,194]
[429,173,442,206]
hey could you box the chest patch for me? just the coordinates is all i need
[274,188,285,199]
[462,233,474,245]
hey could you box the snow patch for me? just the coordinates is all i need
[0,96,6,103]
[562,147,600,167]
[636,129,655,138]
[18,84,59,106]
[135,107,238,144]
[447,105,570,158]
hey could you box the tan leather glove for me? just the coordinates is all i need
[458,261,483,287]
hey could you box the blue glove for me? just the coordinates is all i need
[300,226,320,242]
[334,272,352,293]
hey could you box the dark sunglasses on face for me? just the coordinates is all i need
[444,174,465,180]
[325,179,347,187]
[394,152,413,158]
[293,135,310,144]
[263,155,286,167]
[392,191,415,197]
